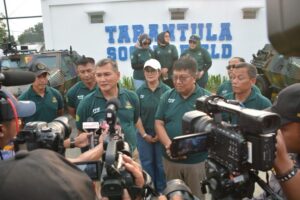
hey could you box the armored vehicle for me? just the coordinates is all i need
[251,44,300,99]
[1,48,81,97]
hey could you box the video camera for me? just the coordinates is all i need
[14,116,71,155]
[170,95,281,199]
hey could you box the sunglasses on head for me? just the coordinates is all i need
[226,64,235,70]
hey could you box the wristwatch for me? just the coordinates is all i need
[70,137,76,148]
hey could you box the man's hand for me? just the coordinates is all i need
[75,132,92,148]
[274,130,294,175]
[165,144,187,161]
[143,134,157,144]
[123,154,144,187]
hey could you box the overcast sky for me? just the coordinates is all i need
[0,0,42,38]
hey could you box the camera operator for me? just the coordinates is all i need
[155,55,211,199]
[252,83,300,200]
[0,89,36,154]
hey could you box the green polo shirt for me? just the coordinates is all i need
[223,88,272,123]
[217,80,262,97]
[136,81,170,133]
[154,44,178,78]
[131,48,154,80]
[76,86,140,151]
[155,85,211,164]
[18,86,64,123]
[66,81,96,109]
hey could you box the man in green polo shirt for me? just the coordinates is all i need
[217,57,261,97]
[223,62,271,123]
[66,57,96,118]
[18,62,64,124]
[76,58,141,152]
[155,56,211,199]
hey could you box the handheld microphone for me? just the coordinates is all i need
[105,98,120,127]
[82,117,100,149]
[0,71,36,86]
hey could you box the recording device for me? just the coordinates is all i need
[14,116,71,155]
[163,179,199,200]
[74,160,103,181]
[100,98,139,199]
[170,95,281,199]
[170,132,208,157]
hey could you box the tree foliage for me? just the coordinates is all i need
[18,22,44,44]
[0,14,7,44]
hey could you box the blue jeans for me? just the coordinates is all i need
[137,131,166,193]
[133,79,145,90]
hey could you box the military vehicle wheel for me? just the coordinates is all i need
[256,75,272,98]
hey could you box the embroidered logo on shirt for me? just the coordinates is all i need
[52,97,57,103]
[77,95,84,100]
[222,90,227,94]
[140,94,144,99]
[168,98,175,103]
[125,101,132,109]
[92,107,100,114]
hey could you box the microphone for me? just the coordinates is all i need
[0,71,36,86]
[82,117,100,149]
[105,98,120,129]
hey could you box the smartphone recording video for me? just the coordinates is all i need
[170,132,208,157]
[74,160,102,181]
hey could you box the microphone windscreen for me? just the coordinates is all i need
[1,71,36,86]
[106,98,121,110]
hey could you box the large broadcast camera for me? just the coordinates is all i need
[170,95,282,200]
[14,116,71,155]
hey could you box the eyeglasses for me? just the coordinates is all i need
[142,42,150,45]
[189,40,197,44]
[226,64,235,70]
[172,75,192,82]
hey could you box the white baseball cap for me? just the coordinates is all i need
[144,59,161,70]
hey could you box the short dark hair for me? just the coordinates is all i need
[76,56,95,66]
[173,56,198,76]
[231,57,245,62]
[96,58,119,72]
[234,62,257,79]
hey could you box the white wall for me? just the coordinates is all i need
[41,0,269,78]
